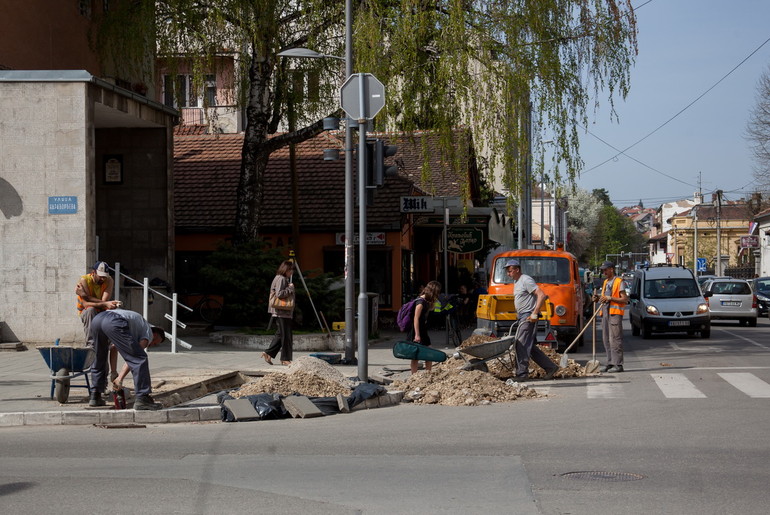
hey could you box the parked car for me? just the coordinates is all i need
[697,275,730,289]
[628,264,711,339]
[752,277,770,317]
[700,278,757,326]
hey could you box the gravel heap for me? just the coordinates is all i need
[390,333,589,406]
[230,356,353,398]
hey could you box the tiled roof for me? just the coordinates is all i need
[174,124,207,136]
[174,129,478,232]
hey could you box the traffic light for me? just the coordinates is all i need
[373,139,398,187]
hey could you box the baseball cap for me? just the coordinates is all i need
[599,260,615,270]
[504,259,521,268]
[93,261,110,277]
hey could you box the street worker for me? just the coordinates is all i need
[88,308,165,410]
[75,261,120,382]
[505,259,559,381]
[112,328,166,391]
[593,261,629,373]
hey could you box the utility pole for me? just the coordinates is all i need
[715,189,723,276]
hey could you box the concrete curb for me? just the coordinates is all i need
[0,406,222,428]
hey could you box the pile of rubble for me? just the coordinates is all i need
[230,356,353,398]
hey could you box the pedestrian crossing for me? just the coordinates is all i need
[536,371,770,399]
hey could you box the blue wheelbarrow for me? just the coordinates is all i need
[37,343,95,403]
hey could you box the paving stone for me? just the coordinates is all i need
[380,391,405,406]
[167,408,200,423]
[368,374,393,385]
[63,411,101,425]
[223,398,261,421]
[0,412,24,427]
[282,396,324,418]
[134,409,169,424]
[23,411,63,426]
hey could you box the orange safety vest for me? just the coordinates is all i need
[76,274,107,314]
[601,276,626,316]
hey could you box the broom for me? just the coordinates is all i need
[559,303,602,368]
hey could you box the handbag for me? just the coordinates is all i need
[270,294,294,310]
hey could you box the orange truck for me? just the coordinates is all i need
[476,248,585,348]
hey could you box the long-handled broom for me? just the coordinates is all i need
[559,304,602,369]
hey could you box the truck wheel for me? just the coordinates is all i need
[701,326,711,338]
[54,368,70,404]
[642,323,652,339]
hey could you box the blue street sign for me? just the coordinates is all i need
[696,257,707,272]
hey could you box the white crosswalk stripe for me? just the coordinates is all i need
[651,373,706,398]
[718,373,770,398]
[586,377,625,398]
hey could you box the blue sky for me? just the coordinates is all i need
[573,0,770,208]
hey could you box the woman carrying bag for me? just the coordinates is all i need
[263,260,296,366]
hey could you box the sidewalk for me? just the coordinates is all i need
[0,327,466,428]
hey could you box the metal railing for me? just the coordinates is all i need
[112,262,193,354]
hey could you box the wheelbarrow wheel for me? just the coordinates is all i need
[54,368,71,404]
[467,358,488,373]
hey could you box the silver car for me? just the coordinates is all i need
[701,279,757,326]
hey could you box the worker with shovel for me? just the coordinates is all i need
[593,261,629,373]
[505,259,559,381]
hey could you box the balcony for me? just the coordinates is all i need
[179,106,242,134]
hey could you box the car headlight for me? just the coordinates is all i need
[697,303,709,314]
[555,305,567,316]
[646,305,660,315]
[757,293,770,302]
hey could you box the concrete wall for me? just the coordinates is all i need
[0,81,91,343]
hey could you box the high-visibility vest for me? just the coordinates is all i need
[76,274,107,314]
[602,276,626,316]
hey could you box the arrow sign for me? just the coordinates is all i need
[340,73,385,120]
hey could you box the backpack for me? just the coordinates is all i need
[396,298,419,332]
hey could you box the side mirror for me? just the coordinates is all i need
[629,292,639,300]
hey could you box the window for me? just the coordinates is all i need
[493,257,571,285]
[163,74,218,108]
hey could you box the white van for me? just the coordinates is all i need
[628,264,712,339]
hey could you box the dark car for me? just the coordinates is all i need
[753,277,770,317]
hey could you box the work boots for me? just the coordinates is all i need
[89,391,106,407]
[133,395,163,411]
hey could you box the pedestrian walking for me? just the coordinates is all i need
[407,280,442,374]
[263,260,296,366]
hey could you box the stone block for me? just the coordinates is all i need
[223,398,261,422]
[336,394,350,413]
[23,411,63,426]
[134,409,169,424]
[98,410,135,425]
[167,408,200,423]
[63,411,101,425]
[199,406,222,422]
[0,413,24,427]
[282,396,324,418]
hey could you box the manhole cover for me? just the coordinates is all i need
[561,471,645,482]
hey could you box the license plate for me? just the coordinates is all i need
[721,301,740,306]
[669,320,689,327]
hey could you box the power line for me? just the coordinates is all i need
[582,34,770,175]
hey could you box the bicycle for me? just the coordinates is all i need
[182,294,224,324]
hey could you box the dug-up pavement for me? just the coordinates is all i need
[0,328,462,428]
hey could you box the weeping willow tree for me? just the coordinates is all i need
[94,0,637,243]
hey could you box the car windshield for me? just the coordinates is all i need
[711,281,751,295]
[755,278,770,293]
[644,278,699,299]
[494,257,571,285]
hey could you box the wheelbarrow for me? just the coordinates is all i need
[38,342,95,403]
[454,324,518,373]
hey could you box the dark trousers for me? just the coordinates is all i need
[265,316,293,361]
[514,318,557,376]
[89,311,151,396]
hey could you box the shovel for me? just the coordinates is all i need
[584,300,601,374]
[559,304,602,368]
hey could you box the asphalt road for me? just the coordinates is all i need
[1,317,769,514]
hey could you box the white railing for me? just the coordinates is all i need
[112,262,193,354]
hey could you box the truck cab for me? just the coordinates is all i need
[476,249,585,348]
